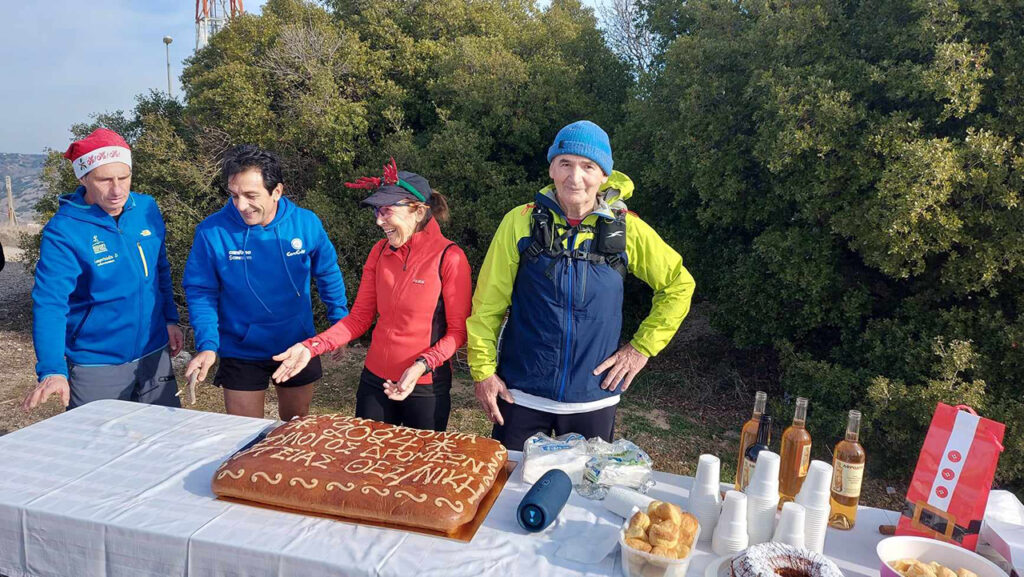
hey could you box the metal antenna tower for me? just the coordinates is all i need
[196,0,244,51]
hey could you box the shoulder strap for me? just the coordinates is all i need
[437,242,456,279]
[524,204,553,258]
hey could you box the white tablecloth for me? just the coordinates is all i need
[0,400,899,577]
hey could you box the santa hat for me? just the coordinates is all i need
[64,128,132,179]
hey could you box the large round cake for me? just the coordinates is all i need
[731,543,844,577]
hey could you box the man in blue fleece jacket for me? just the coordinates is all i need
[183,145,348,420]
[23,128,183,411]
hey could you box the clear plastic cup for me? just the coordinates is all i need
[620,506,700,577]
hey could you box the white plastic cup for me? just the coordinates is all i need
[712,491,749,556]
[690,496,721,543]
[603,486,656,519]
[802,503,830,553]
[745,451,781,498]
[795,460,833,509]
[746,492,780,545]
[693,454,721,495]
[690,454,723,542]
[772,502,806,548]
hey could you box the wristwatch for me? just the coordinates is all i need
[415,357,430,372]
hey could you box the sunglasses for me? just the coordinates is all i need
[373,202,413,218]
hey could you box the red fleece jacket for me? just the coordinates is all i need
[302,218,471,385]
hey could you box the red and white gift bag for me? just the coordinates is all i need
[897,403,1006,550]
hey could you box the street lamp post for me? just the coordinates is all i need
[163,36,174,98]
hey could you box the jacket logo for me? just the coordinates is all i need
[94,255,116,267]
[412,279,425,285]
[91,235,108,254]
[140,229,152,237]
[606,230,624,238]
[286,236,307,257]
[228,250,253,261]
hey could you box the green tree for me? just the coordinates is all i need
[30,0,630,342]
[627,0,1024,483]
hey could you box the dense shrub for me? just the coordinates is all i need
[624,0,1024,483]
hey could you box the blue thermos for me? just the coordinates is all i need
[517,469,572,532]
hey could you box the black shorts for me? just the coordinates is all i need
[490,397,617,452]
[214,356,322,391]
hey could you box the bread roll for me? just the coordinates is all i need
[648,501,683,526]
[647,519,680,548]
[626,537,653,553]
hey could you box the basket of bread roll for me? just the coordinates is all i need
[619,501,700,577]
[877,536,1009,577]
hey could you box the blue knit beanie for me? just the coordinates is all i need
[546,120,613,175]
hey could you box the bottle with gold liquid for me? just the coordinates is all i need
[829,410,865,530]
[735,391,768,490]
[779,397,812,505]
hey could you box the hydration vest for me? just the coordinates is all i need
[498,202,628,403]
[522,204,628,279]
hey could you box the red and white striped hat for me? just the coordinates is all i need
[64,128,132,179]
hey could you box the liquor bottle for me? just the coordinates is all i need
[779,397,812,505]
[740,414,772,491]
[735,391,768,490]
[829,410,866,530]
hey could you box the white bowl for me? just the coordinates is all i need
[877,536,1008,577]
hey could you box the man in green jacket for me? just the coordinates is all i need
[466,120,696,450]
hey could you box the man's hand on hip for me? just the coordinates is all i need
[22,375,70,412]
[474,374,514,425]
[185,350,217,383]
[593,343,649,392]
[167,325,184,357]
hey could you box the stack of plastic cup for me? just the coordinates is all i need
[771,501,807,548]
[712,490,749,556]
[744,451,781,545]
[689,454,723,542]
[795,460,833,553]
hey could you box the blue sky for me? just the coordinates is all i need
[0,0,600,155]
[0,0,267,155]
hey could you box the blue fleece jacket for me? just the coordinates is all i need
[32,188,179,380]
[183,197,348,360]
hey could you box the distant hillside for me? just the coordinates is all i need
[0,153,47,224]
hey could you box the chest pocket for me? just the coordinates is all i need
[133,229,163,279]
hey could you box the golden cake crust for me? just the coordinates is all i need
[212,415,508,533]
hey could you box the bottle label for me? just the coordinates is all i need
[799,444,812,477]
[741,457,755,489]
[831,460,864,497]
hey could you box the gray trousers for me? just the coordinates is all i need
[68,346,181,410]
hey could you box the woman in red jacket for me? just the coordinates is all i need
[272,160,472,431]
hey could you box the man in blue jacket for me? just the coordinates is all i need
[23,128,183,411]
[183,145,348,420]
